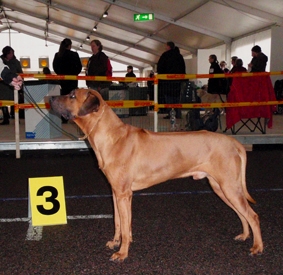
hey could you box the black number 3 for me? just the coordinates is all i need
[36,186,60,215]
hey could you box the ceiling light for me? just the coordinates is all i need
[93,25,97,31]
[79,44,83,49]
[86,36,90,41]
[103,11,108,18]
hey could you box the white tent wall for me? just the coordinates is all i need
[185,56,197,75]
[0,31,87,74]
[270,25,283,84]
[231,29,271,72]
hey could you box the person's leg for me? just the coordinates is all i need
[0,107,10,125]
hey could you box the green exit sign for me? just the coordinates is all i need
[134,13,154,22]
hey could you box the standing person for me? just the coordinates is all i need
[157,41,186,119]
[0,58,22,89]
[207,54,224,95]
[147,70,154,110]
[86,39,112,99]
[53,38,82,123]
[42,67,51,74]
[125,65,136,77]
[228,58,247,89]
[230,56,238,73]
[220,61,229,73]
[125,65,137,87]
[0,58,23,124]
[0,46,23,125]
[53,38,82,94]
[233,59,247,73]
[248,45,268,72]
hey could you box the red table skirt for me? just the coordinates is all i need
[226,76,277,129]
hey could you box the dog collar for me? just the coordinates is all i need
[78,106,105,140]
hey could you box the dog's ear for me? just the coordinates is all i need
[78,92,100,116]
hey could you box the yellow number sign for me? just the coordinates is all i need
[29,176,67,226]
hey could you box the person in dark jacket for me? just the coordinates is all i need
[229,56,238,73]
[125,65,136,77]
[53,38,82,95]
[157,41,186,119]
[220,60,229,73]
[207,54,223,94]
[147,70,154,109]
[86,39,112,99]
[53,38,82,123]
[0,46,23,124]
[228,58,247,89]
[124,65,137,87]
[0,58,22,89]
[248,45,268,72]
[233,59,247,73]
[0,58,22,124]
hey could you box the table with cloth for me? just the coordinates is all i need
[225,76,277,133]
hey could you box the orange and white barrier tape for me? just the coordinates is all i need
[16,71,283,82]
[0,100,14,107]
[0,72,281,110]
[1,100,282,110]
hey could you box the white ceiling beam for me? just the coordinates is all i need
[213,0,283,25]
[102,0,231,44]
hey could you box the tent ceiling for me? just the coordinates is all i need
[0,0,282,70]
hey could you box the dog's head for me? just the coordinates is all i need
[196,88,206,98]
[49,88,103,120]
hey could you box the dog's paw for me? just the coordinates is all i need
[109,251,128,262]
[234,233,250,242]
[249,244,264,256]
[106,239,120,250]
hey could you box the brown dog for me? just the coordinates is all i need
[196,88,226,114]
[50,88,263,262]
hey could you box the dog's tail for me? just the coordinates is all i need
[238,146,257,204]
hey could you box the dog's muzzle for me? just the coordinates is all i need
[49,96,70,119]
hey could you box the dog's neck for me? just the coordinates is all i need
[78,105,106,140]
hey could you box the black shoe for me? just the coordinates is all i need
[0,120,9,125]
[163,115,170,119]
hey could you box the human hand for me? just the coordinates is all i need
[10,75,23,90]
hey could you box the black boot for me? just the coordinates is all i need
[1,107,10,125]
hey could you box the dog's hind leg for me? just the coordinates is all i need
[211,177,263,255]
[207,176,250,241]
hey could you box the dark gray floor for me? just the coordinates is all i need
[0,148,283,274]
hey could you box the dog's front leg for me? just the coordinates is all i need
[109,189,133,262]
[106,192,121,249]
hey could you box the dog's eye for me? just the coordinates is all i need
[70,94,76,99]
